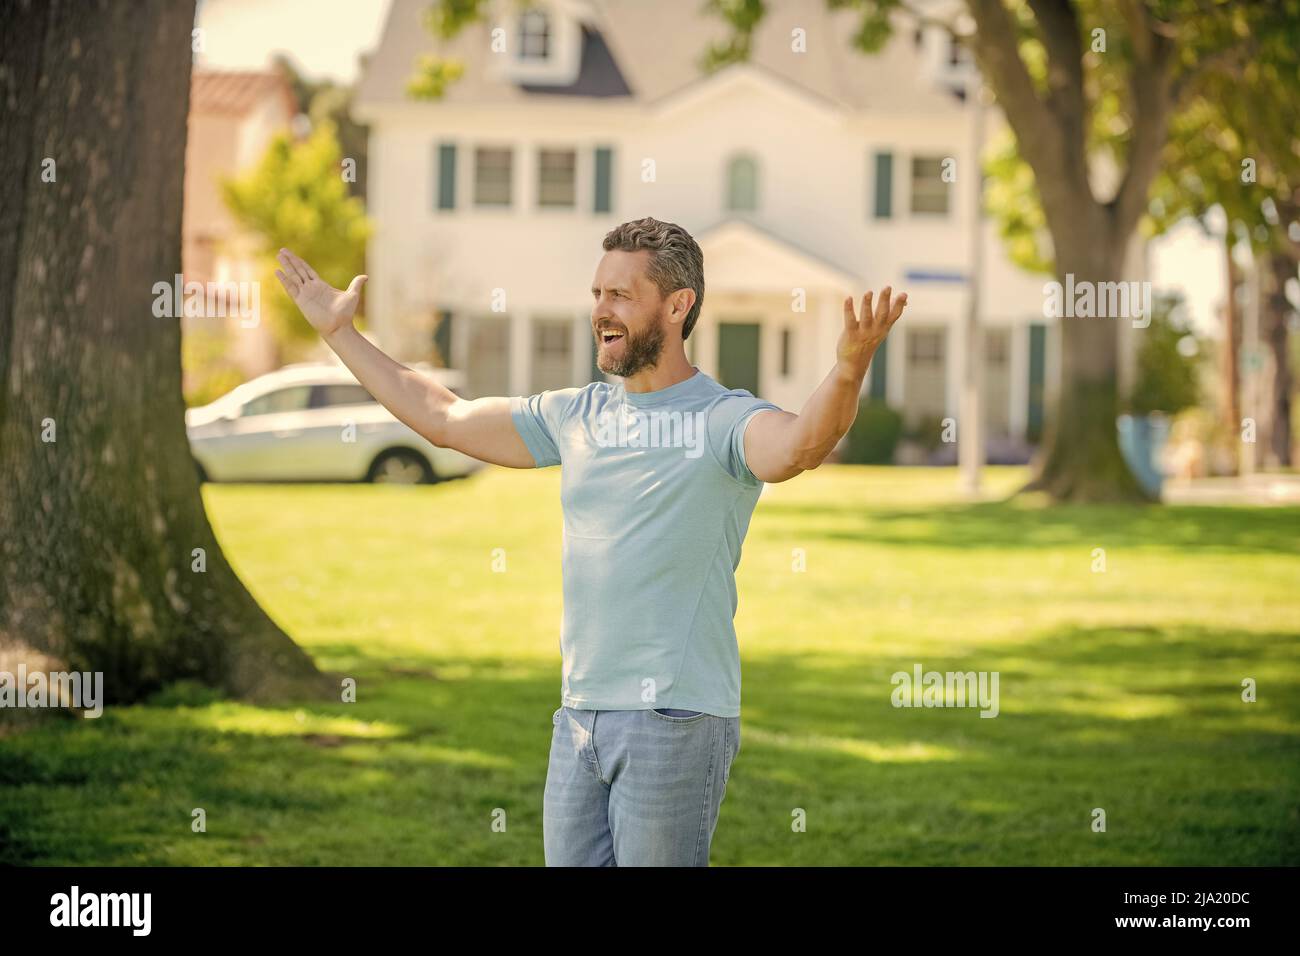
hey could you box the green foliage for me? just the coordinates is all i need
[984,130,1053,275]
[1147,2,1300,255]
[407,0,534,98]
[182,328,246,407]
[221,122,370,348]
[408,54,467,99]
[422,0,488,39]
[700,0,766,73]
[1127,294,1202,416]
[273,54,369,201]
[907,412,948,452]
[841,398,903,464]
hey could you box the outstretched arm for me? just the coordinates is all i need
[744,286,907,483]
[274,248,538,468]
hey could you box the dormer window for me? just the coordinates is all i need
[518,10,551,61]
[916,24,976,96]
[495,5,581,86]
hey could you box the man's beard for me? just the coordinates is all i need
[596,317,666,378]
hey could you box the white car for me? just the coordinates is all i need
[186,363,483,484]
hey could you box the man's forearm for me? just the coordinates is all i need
[786,357,873,470]
[322,325,456,444]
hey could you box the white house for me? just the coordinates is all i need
[354,0,1106,459]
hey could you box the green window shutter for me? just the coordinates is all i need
[1027,323,1046,442]
[436,143,456,210]
[593,146,613,213]
[869,334,888,400]
[433,310,453,367]
[873,151,893,219]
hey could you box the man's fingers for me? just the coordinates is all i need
[843,296,857,329]
[291,250,318,281]
[274,269,300,298]
[889,292,908,323]
[861,291,873,329]
[875,286,892,323]
[278,248,309,283]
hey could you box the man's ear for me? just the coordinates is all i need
[669,288,695,321]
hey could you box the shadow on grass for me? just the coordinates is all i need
[3,621,1297,866]
[761,499,1300,554]
[718,621,1300,865]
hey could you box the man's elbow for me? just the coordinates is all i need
[790,450,826,474]
[790,439,836,474]
[762,448,821,482]
[421,396,459,447]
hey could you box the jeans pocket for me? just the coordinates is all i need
[649,707,707,723]
[552,706,563,725]
[726,718,740,770]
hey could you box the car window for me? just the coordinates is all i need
[311,384,376,408]
[242,385,313,417]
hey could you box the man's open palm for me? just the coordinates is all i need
[838,286,907,376]
[274,248,367,338]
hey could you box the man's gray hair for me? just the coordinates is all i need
[602,217,705,340]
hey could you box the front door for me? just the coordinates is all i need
[718,321,761,396]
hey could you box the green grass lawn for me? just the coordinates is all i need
[3,466,1298,865]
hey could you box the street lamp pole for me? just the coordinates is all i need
[960,72,986,496]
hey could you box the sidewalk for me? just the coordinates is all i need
[1161,472,1300,506]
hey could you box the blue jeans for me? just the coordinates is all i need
[543,706,741,866]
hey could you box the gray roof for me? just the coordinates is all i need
[356,0,962,114]
[521,25,630,98]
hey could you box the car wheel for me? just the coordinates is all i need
[367,449,436,485]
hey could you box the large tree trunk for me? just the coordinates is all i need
[0,0,334,710]
[964,0,1170,503]
[1264,250,1295,468]
[1022,231,1151,502]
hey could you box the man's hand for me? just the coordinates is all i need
[837,286,907,381]
[744,286,909,483]
[274,248,367,339]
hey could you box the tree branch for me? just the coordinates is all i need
[1110,0,1177,240]
[1171,36,1259,107]
[964,0,1087,232]
[1026,0,1088,165]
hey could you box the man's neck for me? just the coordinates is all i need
[621,350,698,394]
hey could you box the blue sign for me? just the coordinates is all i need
[904,269,967,284]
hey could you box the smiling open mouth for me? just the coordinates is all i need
[599,329,626,345]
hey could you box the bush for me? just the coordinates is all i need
[1127,293,1201,416]
[841,399,904,464]
[906,413,949,452]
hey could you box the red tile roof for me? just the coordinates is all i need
[191,70,298,117]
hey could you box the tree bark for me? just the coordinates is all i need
[1021,235,1151,501]
[1264,250,1295,468]
[0,0,335,709]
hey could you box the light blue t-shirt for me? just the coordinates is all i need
[510,367,781,718]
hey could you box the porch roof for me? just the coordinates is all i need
[696,219,859,296]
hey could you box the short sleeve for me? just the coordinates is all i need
[510,388,580,468]
[706,392,783,486]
